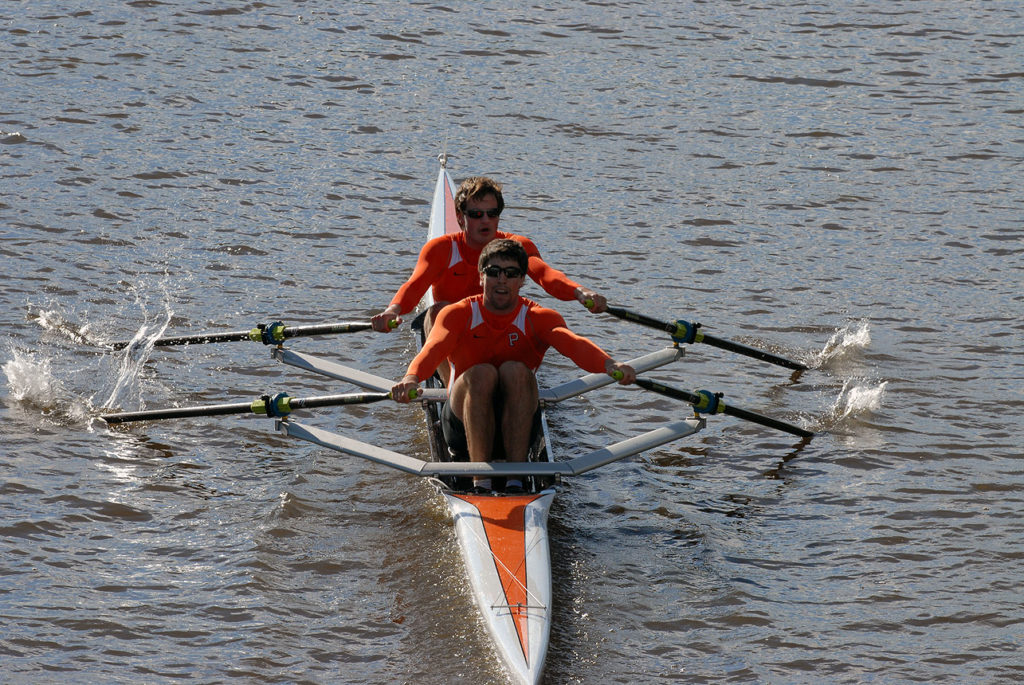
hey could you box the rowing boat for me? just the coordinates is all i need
[417,154,556,684]
[273,155,704,684]
[101,154,815,683]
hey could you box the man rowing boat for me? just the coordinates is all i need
[390,239,635,493]
[371,176,608,346]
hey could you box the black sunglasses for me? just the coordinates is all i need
[464,208,502,219]
[482,265,525,279]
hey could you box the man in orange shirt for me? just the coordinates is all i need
[371,176,607,338]
[391,239,634,493]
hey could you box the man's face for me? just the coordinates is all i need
[479,257,525,313]
[460,193,501,249]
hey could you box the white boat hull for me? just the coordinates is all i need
[426,157,554,682]
[444,490,554,685]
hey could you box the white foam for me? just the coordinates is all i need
[831,378,888,420]
[816,320,871,365]
[2,349,63,404]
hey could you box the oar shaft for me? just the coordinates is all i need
[110,330,251,350]
[110,321,376,350]
[720,403,814,438]
[101,401,254,424]
[635,378,700,404]
[605,306,808,372]
[288,392,391,410]
[699,332,808,371]
[635,378,812,439]
[285,322,373,338]
[101,391,397,425]
[605,306,677,335]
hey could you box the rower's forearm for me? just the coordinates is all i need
[528,257,581,301]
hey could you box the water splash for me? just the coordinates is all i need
[1,349,92,424]
[30,308,106,347]
[98,303,175,411]
[813,320,871,367]
[3,349,62,403]
[829,378,887,421]
[15,286,178,423]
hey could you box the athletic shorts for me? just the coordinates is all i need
[441,400,542,461]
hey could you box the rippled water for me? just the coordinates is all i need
[2,1,1022,683]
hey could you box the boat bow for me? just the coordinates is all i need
[445,491,554,685]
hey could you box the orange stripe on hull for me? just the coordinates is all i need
[456,494,543,666]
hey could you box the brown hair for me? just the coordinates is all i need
[455,176,504,215]
[479,238,528,274]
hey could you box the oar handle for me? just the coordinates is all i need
[100,389,418,425]
[635,378,813,439]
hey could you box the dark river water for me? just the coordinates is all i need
[2,1,1022,683]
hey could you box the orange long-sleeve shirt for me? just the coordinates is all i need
[389,231,581,314]
[407,295,611,383]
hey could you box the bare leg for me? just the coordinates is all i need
[449,364,499,463]
[499,362,538,463]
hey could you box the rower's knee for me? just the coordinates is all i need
[423,302,450,336]
[498,361,534,385]
[463,364,499,392]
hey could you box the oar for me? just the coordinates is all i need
[100,389,417,425]
[110,320,395,351]
[635,377,813,438]
[599,305,808,372]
